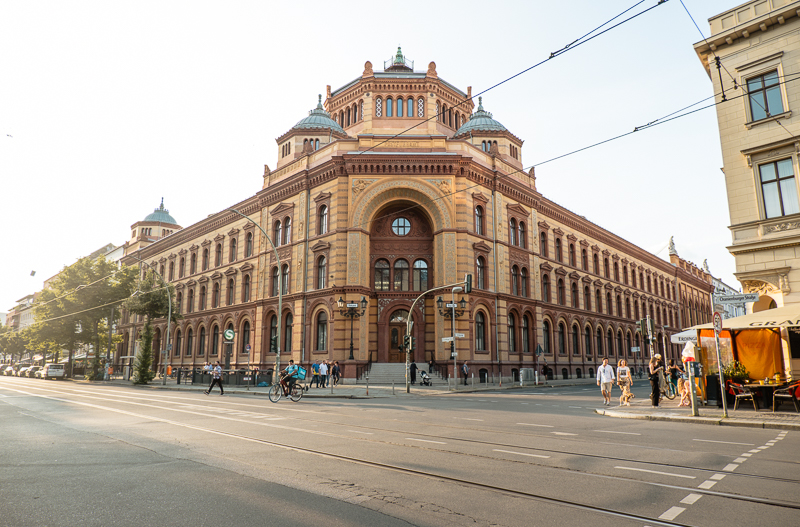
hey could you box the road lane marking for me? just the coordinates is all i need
[692,439,754,446]
[406,438,446,444]
[697,481,716,489]
[681,494,703,505]
[347,430,373,434]
[733,457,747,463]
[615,467,695,479]
[747,449,760,453]
[493,449,550,459]
[551,432,578,436]
[740,453,752,457]
[594,430,641,435]
[516,423,554,427]
[454,417,484,421]
[568,406,583,409]
[710,474,726,481]
[659,507,685,521]
[722,464,739,472]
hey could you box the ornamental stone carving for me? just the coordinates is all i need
[764,221,800,234]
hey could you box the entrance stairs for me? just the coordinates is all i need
[364,363,408,384]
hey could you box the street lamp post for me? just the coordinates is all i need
[337,296,368,360]
[437,288,465,387]
[128,255,172,386]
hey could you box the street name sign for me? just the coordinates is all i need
[346,303,359,308]
[716,293,759,304]
[446,303,458,308]
[454,332,465,338]
[630,346,640,352]
[442,336,454,343]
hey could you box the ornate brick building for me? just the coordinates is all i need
[117,49,712,379]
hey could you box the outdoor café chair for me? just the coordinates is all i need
[773,381,800,413]
[729,382,759,411]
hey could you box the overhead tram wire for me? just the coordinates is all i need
[351,0,670,160]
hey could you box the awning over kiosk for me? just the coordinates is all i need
[670,330,697,344]
[689,303,800,330]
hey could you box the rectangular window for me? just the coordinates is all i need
[748,71,784,122]
[760,159,800,218]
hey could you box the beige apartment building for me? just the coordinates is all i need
[695,0,800,311]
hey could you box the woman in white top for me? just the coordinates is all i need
[617,359,632,406]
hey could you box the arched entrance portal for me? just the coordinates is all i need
[388,309,410,363]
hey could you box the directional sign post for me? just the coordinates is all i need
[716,293,759,304]
[442,336,454,343]
[712,312,728,418]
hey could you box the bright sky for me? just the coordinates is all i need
[1,0,740,314]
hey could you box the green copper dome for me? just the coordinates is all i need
[144,199,177,224]
[292,95,346,134]
[455,97,507,135]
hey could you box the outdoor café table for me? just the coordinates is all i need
[744,381,787,410]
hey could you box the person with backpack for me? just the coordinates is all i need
[461,361,469,385]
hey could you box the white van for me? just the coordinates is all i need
[40,363,65,380]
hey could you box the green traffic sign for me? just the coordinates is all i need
[223,329,235,342]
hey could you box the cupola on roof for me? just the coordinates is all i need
[384,46,413,72]
[291,95,346,135]
[454,97,507,135]
[143,198,178,224]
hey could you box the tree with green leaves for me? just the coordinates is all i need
[124,269,179,384]
[0,329,29,364]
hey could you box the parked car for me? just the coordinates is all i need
[16,366,32,377]
[39,364,65,380]
[26,366,41,378]
[2,366,14,376]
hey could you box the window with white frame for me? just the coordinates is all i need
[747,70,784,122]
[760,158,799,218]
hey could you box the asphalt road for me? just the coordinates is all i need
[1,376,798,527]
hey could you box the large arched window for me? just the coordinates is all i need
[606,292,612,314]
[229,238,237,262]
[243,275,251,303]
[604,258,609,278]
[187,289,194,313]
[555,239,562,262]
[584,286,591,311]
[228,279,235,305]
[511,266,519,296]
[316,311,328,350]
[626,333,632,357]
[508,314,517,352]
[281,264,289,295]
[520,268,528,297]
[596,290,602,314]
[543,320,551,354]
[413,260,428,291]
[186,328,193,356]
[176,292,182,314]
[509,219,517,246]
[569,244,576,267]
[202,248,209,271]
[518,222,526,248]
[475,206,484,235]
[284,314,293,352]
[241,321,250,354]
[581,249,587,271]
[191,253,197,274]
[386,97,393,117]
[607,329,614,357]
[571,282,578,308]
[572,325,580,356]
[614,262,619,281]
[626,298,631,319]
[475,311,486,351]
[212,283,220,308]
[318,206,328,235]
[174,329,182,357]
[168,261,174,281]
[397,97,403,117]
[407,97,414,117]
[593,254,599,275]
[542,274,550,303]
[269,315,277,352]
[557,279,565,305]
[540,232,548,257]
[634,300,640,320]
[584,327,592,356]
[198,327,206,357]
[394,259,409,291]
[271,267,279,296]
[374,259,390,291]
[597,328,604,356]
[476,256,486,289]
[199,286,206,311]
[317,256,327,289]
[522,315,530,353]
[274,221,282,247]
[245,232,253,257]
[616,331,623,358]
[179,257,185,278]
[616,295,622,318]
[211,325,219,356]
[558,323,566,355]
[215,243,222,267]
[283,217,292,245]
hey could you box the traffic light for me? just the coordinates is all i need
[465,273,472,294]
[411,337,417,352]
[403,334,411,351]
[270,335,278,354]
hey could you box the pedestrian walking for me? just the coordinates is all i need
[649,356,663,407]
[332,361,340,386]
[616,359,632,406]
[668,359,681,397]
[311,361,320,388]
[205,361,224,396]
[461,361,469,385]
[410,361,418,385]
[319,360,329,388]
[596,358,615,406]
[428,360,436,375]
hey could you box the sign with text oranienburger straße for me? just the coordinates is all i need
[715,293,759,304]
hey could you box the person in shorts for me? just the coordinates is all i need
[596,358,615,406]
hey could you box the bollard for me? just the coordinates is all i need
[392,381,395,395]
[366,374,369,396]
[331,377,334,394]
[471,372,474,388]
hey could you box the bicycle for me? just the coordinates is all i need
[659,371,676,400]
[268,376,304,403]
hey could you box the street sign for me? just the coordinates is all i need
[346,303,359,308]
[445,303,457,308]
[630,346,640,352]
[224,329,235,342]
[245,344,251,352]
[716,293,759,304]
[454,333,465,338]
[535,344,544,356]
[713,312,723,335]
[167,344,172,350]
[442,336,454,343]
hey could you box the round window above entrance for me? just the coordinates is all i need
[392,218,411,236]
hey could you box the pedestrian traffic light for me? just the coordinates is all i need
[465,273,472,293]
[411,337,416,352]
[270,335,278,354]
[403,334,411,352]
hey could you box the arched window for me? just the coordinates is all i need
[509,219,517,246]
[508,314,516,352]
[626,333,632,357]
[284,314,292,352]
[191,253,197,274]
[211,325,219,356]
[228,278,235,305]
[572,325,580,355]
[215,243,222,266]
[269,315,277,351]
[394,259,409,291]
[477,256,486,289]
[283,217,292,245]
[407,97,414,117]
[168,261,174,281]
[186,328,193,356]
[518,222,526,248]
[175,329,182,357]
[511,266,519,296]
[198,327,206,357]
[475,312,486,351]
[640,272,644,289]
[607,293,612,315]
[271,267,279,296]
[569,244,576,267]
[626,298,631,319]
[520,268,528,297]
[584,327,592,356]
[555,238,562,261]
[647,276,652,293]
[274,221,282,247]
[481,141,487,152]
[597,328,604,356]
[558,323,566,355]
[543,320,551,354]
[316,311,328,350]
[582,249,587,270]
[241,321,250,354]
[315,139,319,150]
[542,274,550,302]
[281,264,289,295]
[475,206,484,235]
[243,275,251,303]
[386,97,393,117]
[397,97,403,117]
[199,286,206,311]
[187,289,194,313]
[623,266,628,284]
[202,249,209,271]
[634,300,640,320]
[413,260,428,291]
[604,258,609,278]
[374,260,390,291]
[616,331,623,358]
[318,206,328,235]
[584,286,591,311]
[557,279,565,305]
[345,107,351,126]
[607,329,614,357]
[540,232,548,257]
[616,295,622,317]
[229,238,237,262]
[614,262,619,281]
[571,282,578,308]
[317,256,327,289]
[593,254,599,274]
[632,271,637,288]
[176,292,182,314]
[522,315,530,353]
[179,257,185,278]
[212,283,220,308]
[596,290,602,314]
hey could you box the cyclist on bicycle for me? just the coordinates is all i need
[279,360,299,394]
